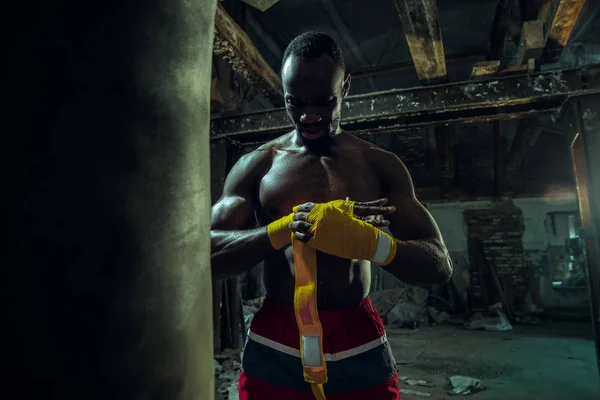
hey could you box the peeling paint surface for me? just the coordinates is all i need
[211,68,600,138]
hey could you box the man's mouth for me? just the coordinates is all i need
[300,126,326,139]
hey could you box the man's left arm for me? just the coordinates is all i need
[375,151,452,286]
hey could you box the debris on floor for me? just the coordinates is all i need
[214,359,223,376]
[466,313,513,332]
[428,306,450,324]
[242,297,265,327]
[215,350,242,399]
[405,379,435,388]
[448,375,485,395]
[487,302,504,317]
[370,287,429,327]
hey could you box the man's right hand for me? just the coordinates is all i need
[289,198,395,243]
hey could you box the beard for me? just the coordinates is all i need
[297,114,341,151]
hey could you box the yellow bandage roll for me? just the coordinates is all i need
[267,213,294,250]
[293,236,328,399]
[303,200,397,266]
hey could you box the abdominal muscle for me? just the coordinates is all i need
[262,246,372,309]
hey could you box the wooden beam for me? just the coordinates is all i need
[516,20,546,64]
[214,3,283,106]
[471,61,501,80]
[211,66,600,140]
[544,0,587,61]
[571,96,600,373]
[394,0,447,84]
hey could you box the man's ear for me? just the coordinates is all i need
[342,74,351,98]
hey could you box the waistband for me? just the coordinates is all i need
[249,295,385,354]
[260,295,378,320]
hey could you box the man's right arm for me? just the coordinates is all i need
[211,149,285,280]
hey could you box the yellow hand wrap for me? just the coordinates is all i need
[267,213,294,250]
[293,239,327,399]
[296,199,397,266]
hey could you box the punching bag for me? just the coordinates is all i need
[8,0,217,398]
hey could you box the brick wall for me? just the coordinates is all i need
[464,200,528,303]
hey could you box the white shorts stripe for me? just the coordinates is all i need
[247,330,388,362]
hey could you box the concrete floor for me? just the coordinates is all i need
[393,321,599,399]
[217,321,600,399]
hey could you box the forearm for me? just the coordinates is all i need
[383,238,452,286]
[211,227,276,280]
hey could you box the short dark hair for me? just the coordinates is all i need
[281,31,345,76]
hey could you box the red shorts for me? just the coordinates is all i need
[239,296,400,400]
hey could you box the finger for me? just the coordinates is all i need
[288,220,313,233]
[294,231,312,243]
[353,205,396,216]
[366,219,390,227]
[292,212,309,221]
[355,198,388,206]
[295,202,316,212]
[359,214,389,227]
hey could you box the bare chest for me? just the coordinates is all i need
[258,152,382,220]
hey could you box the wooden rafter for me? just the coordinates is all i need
[211,66,600,140]
[213,3,284,106]
[394,0,447,84]
[543,0,587,61]
[516,20,545,64]
[394,0,451,192]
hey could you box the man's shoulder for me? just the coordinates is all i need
[342,132,400,164]
[234,132,294,172]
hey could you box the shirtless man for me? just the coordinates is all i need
[211,31,452,400]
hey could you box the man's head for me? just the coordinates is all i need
[281,31,351,149]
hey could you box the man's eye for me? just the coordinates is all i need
[315,97,336,106]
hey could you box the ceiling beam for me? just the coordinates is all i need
[394,0,451,194]
[394,0,447,84]
[210,65,600,141]
[516,19,546,64]
[213,3,284,106]
[543,0,587,61]
[317,0,377,92]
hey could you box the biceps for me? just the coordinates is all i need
[211,195,255,230]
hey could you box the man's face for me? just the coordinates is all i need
[282,54,350,149]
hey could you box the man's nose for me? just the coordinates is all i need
[300,111,322,124]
